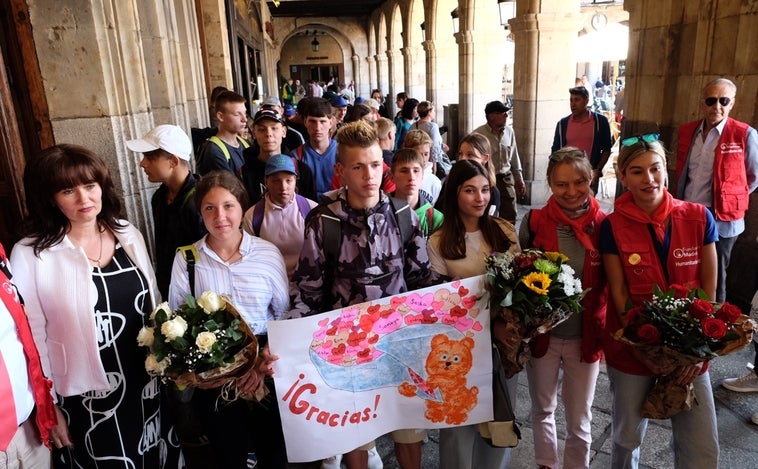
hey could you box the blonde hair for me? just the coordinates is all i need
[374,117,395,139]
[335,120,379,164]
[403,129,432,148]
[617,139,667,175]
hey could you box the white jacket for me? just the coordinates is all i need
[10,222,159,397]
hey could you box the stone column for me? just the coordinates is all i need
[456,2,511,136]
[509,2,584,205]
[386,49,402,114]
[367,56,377,91]
[351,54,362,97]
[375,54,388,102]
[422,40,437,110]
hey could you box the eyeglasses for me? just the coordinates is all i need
[549,149,586,162]
[621,133,659,147]
[704,96,731,107]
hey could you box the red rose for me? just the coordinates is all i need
[690,299,714,319]
[701,317,727,339]
[637,324,660,344]
[670,284,690,299]
[624,305,644,324]
[715,303,742,324]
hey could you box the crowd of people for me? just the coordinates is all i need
[1,76,756,469]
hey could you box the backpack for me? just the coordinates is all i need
[250,194,312,236]
[312,196,413,310]
[176,244,200,298]
[208,135,250,162]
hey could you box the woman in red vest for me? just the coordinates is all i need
[599,136,719,468]
[520,147,607,469]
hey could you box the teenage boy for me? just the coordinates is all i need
[289,120,434,469]
[127,124,205,298]
[243,154,317,278]
[196,90,249,176]
[403,129,442,205]
[375,117,396,166]
[390,148,444,237]
[242,109,316,205]
[126,124,209,467]
[291,98,337,199]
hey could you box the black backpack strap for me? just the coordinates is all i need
[389,197,413,247]
[177,245,199,298]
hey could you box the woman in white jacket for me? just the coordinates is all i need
[10,144,177,468]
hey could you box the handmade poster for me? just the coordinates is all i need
[267,276,493,462]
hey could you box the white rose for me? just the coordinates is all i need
[197,291,226,313]
[137,326,154,347]
[150,301,172,321]
[195,331,217,353]
[161,316,188,341]
[145,354,169,375]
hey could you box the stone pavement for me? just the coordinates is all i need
[374,197,758,468]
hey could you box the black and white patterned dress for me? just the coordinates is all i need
[54,246,180,469]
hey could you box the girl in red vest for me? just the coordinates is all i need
[599,137,719,468]
[520,147,607,469]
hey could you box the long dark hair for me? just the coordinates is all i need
[401,98,419,121]
[22,144,125,255]
[438,160,513,260]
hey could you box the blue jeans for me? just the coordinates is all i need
[607,366,719,469]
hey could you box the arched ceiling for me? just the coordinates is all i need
[267,0,385,17]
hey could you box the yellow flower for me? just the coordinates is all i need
[544,251,568,263]
[522,272,551,295]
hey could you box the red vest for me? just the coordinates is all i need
[677,118,750,221]
[528,208,607,363]
[604,200,707,375]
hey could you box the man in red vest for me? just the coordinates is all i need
[675,77,758,304]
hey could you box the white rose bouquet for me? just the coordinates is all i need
[138,292,259,397]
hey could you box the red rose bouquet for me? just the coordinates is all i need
[486,249,586,377]
[614,285,756,418]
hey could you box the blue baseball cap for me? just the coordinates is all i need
[283,104,296,117]
[265,154,298,177]
[330,96,348,108]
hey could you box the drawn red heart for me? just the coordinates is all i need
[461,296,476,309]
[332,343,346,355]
[367,333,379,344]
[357,348,371,358]
[458,286,469,296]
[472,321,483,331]
[390,296,407,307]
[367,304,381,314]
[450,305,467,317]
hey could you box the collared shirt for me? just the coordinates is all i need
[168,231,289,335]
[0,300,34,427]
[683,119,743,237]
[243,194,318,279]
[473,124,524,184]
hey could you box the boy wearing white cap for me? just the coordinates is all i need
[126,124,205,298]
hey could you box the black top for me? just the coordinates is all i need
[151,173,205,297]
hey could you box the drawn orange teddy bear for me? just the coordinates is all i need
[399,334,479,425]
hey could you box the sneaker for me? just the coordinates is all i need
[722,372,758,392]
[752,411,758,425]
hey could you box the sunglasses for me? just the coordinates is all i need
[704,96,731,107]
[621,133,660,147]
[549,149,586,162]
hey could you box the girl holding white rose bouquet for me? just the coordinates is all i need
[168,170,290,468]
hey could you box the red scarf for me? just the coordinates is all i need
[541,196,601,251]
[613,190,673,243]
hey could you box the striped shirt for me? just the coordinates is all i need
[168,231,289,334]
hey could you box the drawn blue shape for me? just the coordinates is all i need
[310,324,463,394]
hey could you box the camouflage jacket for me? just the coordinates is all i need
[288,188,432,317]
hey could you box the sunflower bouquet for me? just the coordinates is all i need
[486,249,586,376]
[614,284,756,418]
[138,291,261,401]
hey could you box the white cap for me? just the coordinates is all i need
[364,98,380,111]
[126,125,192,161]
